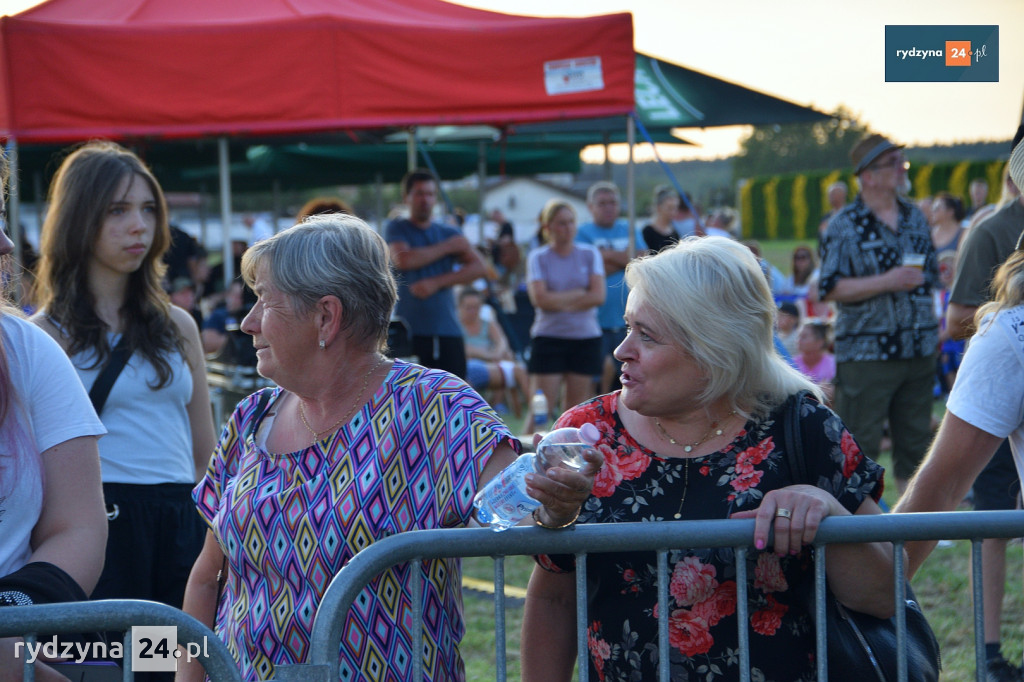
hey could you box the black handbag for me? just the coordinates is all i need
[781,391,941,682]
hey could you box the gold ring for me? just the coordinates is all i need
[775,508,792,520]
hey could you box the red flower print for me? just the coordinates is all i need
[699,465,710,476]
[622,568,637,582]
[587,622,612,682]
[729,467,764,493]
[736,437,774,470]
[591,443,650,497]
[840,429,863,478]
[751,594,789,637]
[753,553,788,594]
[670,556,718,607]
[692,580,737,627]
[615,448,651,480]
[668,609,714,657]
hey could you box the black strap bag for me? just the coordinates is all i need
[781,391,941,682]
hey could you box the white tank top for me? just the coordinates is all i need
[70,335,194,484]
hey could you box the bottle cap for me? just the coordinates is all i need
[579,423,600,445]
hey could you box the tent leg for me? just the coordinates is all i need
[374,172,384,233]
[626,116,636,257]
[477,140,487,244]
[199,183,209,248]
[602,132,612,181]
[33,171,44,233]
[218,137,234,287]
[5,139,22,302]
[407,128,417,172]
[272,179,282,234]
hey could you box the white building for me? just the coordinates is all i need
[482,177,589,244]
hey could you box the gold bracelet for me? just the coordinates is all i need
[532,506,581,530]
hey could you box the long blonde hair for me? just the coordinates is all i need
[976,249,1024,330]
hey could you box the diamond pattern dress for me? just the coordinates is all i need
[194,361,515,681]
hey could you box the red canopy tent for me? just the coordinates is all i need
[0,0,635,280]
[0,0,635,142]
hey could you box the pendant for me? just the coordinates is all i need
[674,512,682,519]
[683,445,693,453]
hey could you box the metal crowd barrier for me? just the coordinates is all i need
[206,360,274,427]
[4,511,1022,681]
[296,510,1024,682]
[0,599,242,682]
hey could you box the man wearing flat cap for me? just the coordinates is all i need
[818,133,939,494]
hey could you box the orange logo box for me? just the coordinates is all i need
[946,41,971,66]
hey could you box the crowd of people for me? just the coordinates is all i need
[2,127,1024,682]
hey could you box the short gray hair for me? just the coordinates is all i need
[241,214,397,351]
[587,181,620,204]
[624,236,820,418]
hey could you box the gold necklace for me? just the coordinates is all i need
[654,411,737,453]
[298,356,385,443]
[673,458,690,520]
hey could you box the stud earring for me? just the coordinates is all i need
[319,340,326,350]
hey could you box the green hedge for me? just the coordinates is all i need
[739,160,1005,240]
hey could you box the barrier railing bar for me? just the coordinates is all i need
[736,546,751,682]
[656,549,669,682]
[308,512,1024,680]
[972,539,986,682]
[894,541,907,682]
[814,545,827,681]
[0,600,242,682]
[22,632,35,682]
[412,558,423,682]
[494,556,506,682]
[123,627,132,682]
[576,552,589,682]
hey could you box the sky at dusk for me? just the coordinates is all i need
[2,0,1021,162]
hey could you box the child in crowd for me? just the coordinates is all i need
[776,301,801,357]
[794,318,835,403]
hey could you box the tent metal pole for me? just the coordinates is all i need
[218,137,233,288]
[626,115,636,258]
[271,179,281,234]
[199,183,209,248]
[5,139,22,302]
[33,171,44,233]
[477,140,487,244]
[374,172,384,233]
[407,128,417,172]
[602,132,612,181]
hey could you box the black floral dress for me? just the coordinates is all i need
[537,392,884,682]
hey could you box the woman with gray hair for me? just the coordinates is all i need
[522,236,895,681]
[180,214,601,681]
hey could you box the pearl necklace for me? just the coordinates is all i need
[298,356,385,444]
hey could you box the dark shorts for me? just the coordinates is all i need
[92,482,205,607]
[972,439,1021,511]
[528,336,603,375]
[410,335,467,380]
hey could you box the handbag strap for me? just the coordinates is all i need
[782,390,813,486]
[88,335,132,416]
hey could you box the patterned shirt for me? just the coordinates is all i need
[819,195,939,363]
[194,361,516,681]
[537,393,883,682]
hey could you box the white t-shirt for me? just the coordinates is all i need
[0,315,105,578]
[946,305,1024,480]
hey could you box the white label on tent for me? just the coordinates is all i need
[544,57,604,95]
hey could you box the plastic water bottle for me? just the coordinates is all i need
[531,390,549,431]
[473,423,601,531]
